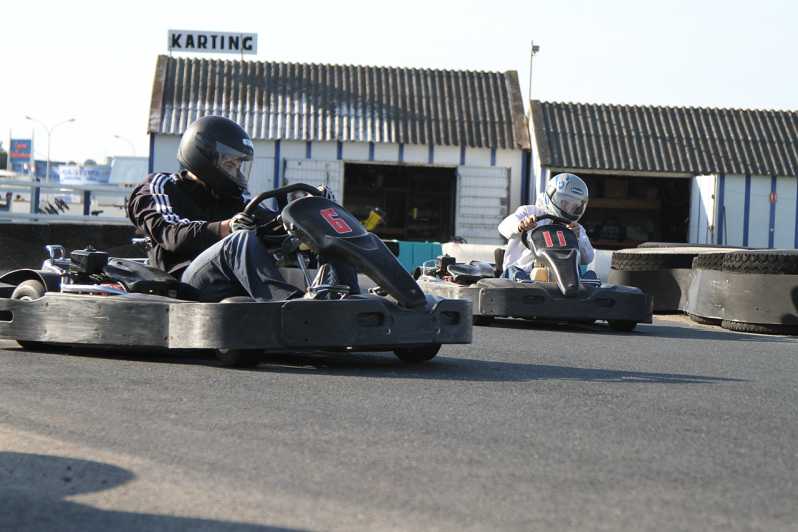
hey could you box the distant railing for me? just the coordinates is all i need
[0,179,131,224]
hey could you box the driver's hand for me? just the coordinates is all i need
[567,222,582,235]
[229,212,257,232]
[517,215,537,233]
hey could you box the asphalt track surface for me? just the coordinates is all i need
[1,315,797,531]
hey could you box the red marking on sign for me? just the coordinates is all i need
[556,230,566,247]
[542,231,554,248]
[320,208,352,234]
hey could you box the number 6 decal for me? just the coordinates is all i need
[320,208,353,234]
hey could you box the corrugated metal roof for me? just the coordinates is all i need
[149,55,530,150]
[531,100,798,177]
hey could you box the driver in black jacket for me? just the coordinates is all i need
[127,115,358,302]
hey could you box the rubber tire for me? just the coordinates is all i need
[720,320,798,335]
[394,344,441,363]
[10,280,52,350]
[607,320,637,332]
[687,313,721,325]
[721,250,798,275]
[611,252,699,271]
[215,349,263,368]
[473,315,494,326]
[692,253,730,271]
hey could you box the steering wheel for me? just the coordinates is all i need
[521,214,574,250]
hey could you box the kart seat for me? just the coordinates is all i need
[104,258,184,298]
[447,262,497,285]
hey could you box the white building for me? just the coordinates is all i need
[148,56,531,244]
[529,101,798,248]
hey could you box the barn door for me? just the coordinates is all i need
[455,166,510,244]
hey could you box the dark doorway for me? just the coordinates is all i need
[343,163,456,242]
[575,173,691,249]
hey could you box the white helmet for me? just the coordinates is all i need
[541,173,589,222]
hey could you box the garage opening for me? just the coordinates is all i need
[576,173,691,249]
[343,163,456,242]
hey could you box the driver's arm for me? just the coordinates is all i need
[572,224,595,264]
[127,178,225,255]
[498,206,535,239]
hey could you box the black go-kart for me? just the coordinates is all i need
[0,183,471,366]
[416,214,652,331]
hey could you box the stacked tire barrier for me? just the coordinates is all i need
[609,245,798,334]
[687,250,798,334]
[608,247,739,313]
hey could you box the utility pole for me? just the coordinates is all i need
[25,116,76,184]
[528,41,541,102]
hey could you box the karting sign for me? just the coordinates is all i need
[320,208,352,234]
[168,30,258,55]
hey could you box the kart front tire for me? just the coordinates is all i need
[215,349,263,368]
[394,344,441,363]
[11,280,49,350]
[608,320,637,332]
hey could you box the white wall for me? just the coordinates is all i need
[774,176,797,248]
[689,175,717,244]
[722,175,746,246]
[747,177,771,248]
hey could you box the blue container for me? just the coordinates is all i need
[396,241,443,271]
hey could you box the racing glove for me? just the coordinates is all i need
[229,212,257,232]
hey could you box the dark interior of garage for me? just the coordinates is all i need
[577,173,691,249]
[343,163,456,242]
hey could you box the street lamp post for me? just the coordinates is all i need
[24,115,76,184]
[113,134,136,156]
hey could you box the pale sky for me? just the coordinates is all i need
[1,0,794,163]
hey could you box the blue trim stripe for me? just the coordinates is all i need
[459,145,466,166]
[305,141,312,159]
[368,142,375,161]
[147,134,155,173]
[490,147,496,167]
[768,175,777,248]
[272,140,281,189]
[398,143,404,163]
[428,144,434,165]
[743,174,751,247]
[717,174,725,245]
[336,141,343,161]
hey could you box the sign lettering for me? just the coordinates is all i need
[168,30,258,55]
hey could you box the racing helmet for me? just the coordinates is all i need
[541,173,589,222]
[177,115,254,198]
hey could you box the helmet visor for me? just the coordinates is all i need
[215,141,253,190]
[552,193,588,221]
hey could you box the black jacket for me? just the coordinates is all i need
[127,171,274,275]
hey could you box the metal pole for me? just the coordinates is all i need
[528,41,540,102]
[45,128,51,185]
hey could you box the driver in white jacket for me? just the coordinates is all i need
[498,173,595,280]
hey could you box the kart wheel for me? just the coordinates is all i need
[11,280,50,350]
[394,344,441,363]
[607,320,637,332]
[473,315,494,326]
[215,349,263,368]
[11,279,46,301]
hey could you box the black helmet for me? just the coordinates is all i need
[177,115,254,198]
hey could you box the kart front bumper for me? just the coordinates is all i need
[0,293,472,351]
[418,277,652,323]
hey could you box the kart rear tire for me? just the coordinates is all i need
[394,344,441,363]
[215,349,263,368]
[11,280,49,350]
[607,320,637,332]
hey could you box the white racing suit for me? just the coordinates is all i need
[498,203,595,274]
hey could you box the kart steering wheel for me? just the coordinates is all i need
[242,183,323,243]
[520,214,574,250]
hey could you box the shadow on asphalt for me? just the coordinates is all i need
[479,317,796,343]
[0,452,302,532]
[246,353,744,384]
[7,345,741,384]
